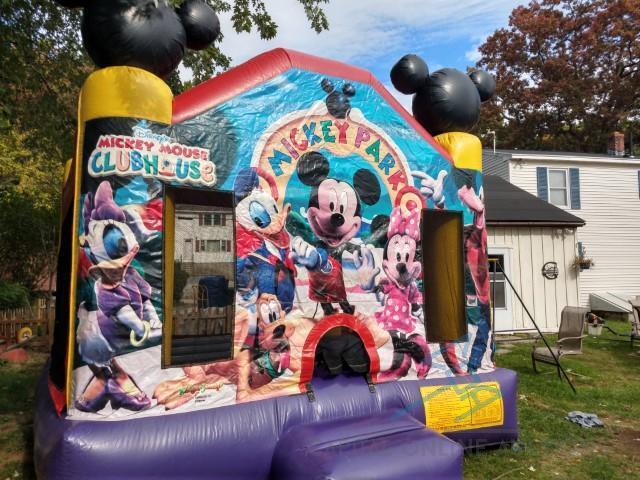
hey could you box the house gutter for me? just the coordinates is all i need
[508,153,640,166]
[487,221,585,227]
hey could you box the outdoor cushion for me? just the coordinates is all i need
[271,412,463,480]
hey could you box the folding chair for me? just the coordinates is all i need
[532,306,589,377]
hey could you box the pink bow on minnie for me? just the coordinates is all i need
[388,206,420,240]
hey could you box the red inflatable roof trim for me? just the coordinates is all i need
[172,48,452,162]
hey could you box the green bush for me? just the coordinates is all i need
[0,281,29,309]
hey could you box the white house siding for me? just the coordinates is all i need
[508,156,640,306]
[175,209,235,279]
[482,150,511,180]
[488,226,580,332]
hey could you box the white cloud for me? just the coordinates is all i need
[465,46,482,63]
[218,0,523,68]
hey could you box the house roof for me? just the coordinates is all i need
[484,175,585,227]
[172,48,452,163]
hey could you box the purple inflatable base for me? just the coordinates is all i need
[272,411,464,479]
[34,368,518,479]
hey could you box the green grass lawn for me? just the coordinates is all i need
[465,320,640,480]
[2,321,640,479]
[0,352,45,480]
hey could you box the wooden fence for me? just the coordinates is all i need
[0,299,54,341]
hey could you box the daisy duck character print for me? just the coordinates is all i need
[75,181,161,413]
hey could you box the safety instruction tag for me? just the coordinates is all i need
[420,381,504,433]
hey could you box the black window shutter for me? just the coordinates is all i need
[536,167,548,201]
[569,168,581,209]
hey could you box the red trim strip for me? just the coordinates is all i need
[298,313,380,392]
[48,377,66,417]
[172,48,452,164]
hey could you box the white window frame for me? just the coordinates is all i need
[203,239,223,252]
[488,247,513,332]
[488,253,508,310]
[547,168,570,208]
[203,212,227,226]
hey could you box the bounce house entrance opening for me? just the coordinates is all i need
[421,210,467,342]
[299,313,381,388]
[313,326,370,378]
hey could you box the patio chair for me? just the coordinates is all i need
[531,306,589,377]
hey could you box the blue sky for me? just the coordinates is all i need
[216,0,526,110]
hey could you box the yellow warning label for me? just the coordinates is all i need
[420,381,504,433]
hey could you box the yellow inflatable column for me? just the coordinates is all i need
[65,67,172,402]
[434,132,482,172]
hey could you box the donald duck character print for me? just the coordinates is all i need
[235,167,296,320]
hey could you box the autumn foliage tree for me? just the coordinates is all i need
[475,0,640,153]
[0,0,329,298]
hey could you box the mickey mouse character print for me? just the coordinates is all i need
[290,151,382,316]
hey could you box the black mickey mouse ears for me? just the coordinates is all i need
[390,53,496,103]
[54,0,221,78]
[177,0,221,51]
[342,83,355,97]
[390,54,429,95]
[468,70,496,102]
[321,78,334,94]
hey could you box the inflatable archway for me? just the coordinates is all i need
[35,47,518,479]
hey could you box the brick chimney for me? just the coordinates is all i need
[608,131,625,156]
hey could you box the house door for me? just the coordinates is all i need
[183,239,193,263]
[488,248,513,332]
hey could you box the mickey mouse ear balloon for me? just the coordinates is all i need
[412,68,481,135]
[469,70,496,102]
[55,0,221,78]
[177,0,221,50]
[80,0,187,79]
[390,52,496,136]
[390,54,429,95]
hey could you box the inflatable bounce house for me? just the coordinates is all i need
[35,1,518,478]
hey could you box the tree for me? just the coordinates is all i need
[179,0,329,88]
[0,0,329,295]
[1,0,329,161]
[475,0,640,153]
[0,129,61,294]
